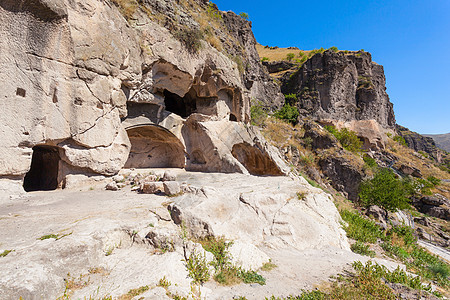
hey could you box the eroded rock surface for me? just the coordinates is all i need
[0,171,356,299]
[0,0,286,195]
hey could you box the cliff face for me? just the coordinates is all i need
[0,0,286,191]
[280,50,396,129]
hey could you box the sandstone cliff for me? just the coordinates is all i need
[0,0,286,193]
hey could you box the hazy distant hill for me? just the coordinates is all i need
[423,133,450,152]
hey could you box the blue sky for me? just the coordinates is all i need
[213,0,450,134]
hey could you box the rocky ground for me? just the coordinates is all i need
[0,169,404,300]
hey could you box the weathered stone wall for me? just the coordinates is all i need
[280,50,396,129]
[0,0,288,192]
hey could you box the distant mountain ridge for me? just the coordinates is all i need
[423,133,450,152]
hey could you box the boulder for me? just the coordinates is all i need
[162,171,177,182]
[163,182,181,196]
[168,174,349,251]
[303,121,339,149]
[420,196,445,207]
[105,181,119,191]
[399,164,422,178]
[141,182,164,194]
[318,151,364,201]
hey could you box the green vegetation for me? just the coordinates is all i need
[198,236,266,286]
[250,101,268,126]
[121,285,150,299]
[0,249,13,257]
[359,168,411,211]
[350,241,375,257]
[426,175,441,186]
[341,208,449,289]
[286,53,295,61]
[207,2,222,20]
[393,135,407,147]
[239,12,249,20]
[174,29,204,53]
[261,261,277,271]
[38,232,72,241]
[273,104,299,125]
[324,125,363,153]
[284,93,298,106]
[266,260,435,300]
[184,251,210,284]
[357,76,374,89]
[158,276,171,288]
[328,46,339,52]
[340,210,385,243]
[363,154,377,168]
[261,57,270,62]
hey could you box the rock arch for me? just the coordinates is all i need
[23,145,61,192]
[124,124,186,169]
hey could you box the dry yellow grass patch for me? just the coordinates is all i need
[256,44,314,61]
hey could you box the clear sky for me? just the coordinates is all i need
[213,0,450,134]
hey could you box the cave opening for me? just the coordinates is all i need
[124,125,186,169]
[23,145,60,192]
[163,90,197,118]
[231,142,283,176]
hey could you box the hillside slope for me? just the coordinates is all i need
[424,133,450,152]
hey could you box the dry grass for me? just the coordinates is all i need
[111,0,138,20]
[256,44,314,61]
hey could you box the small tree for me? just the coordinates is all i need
[286,53,295,61]
[359,168,411,212]
[273,104,299,125]
[239,12,249,20]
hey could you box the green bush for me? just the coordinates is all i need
[324,125,363,153]
[239,12,249,20]
[284,93,298,106]
[273,104,299,125]
[207,2,222,20]
[261,57,269,62]
[340,210,385,243]
[359,168,411,212]
[174,29,203,53]
[250,102,268,126]
[393,135,407,147]
[184,251,210,284]
[350,241,375,257]
[286,53,295,61]
[426,176,441,186]
[329,46,339,52]
[363,154,377,168]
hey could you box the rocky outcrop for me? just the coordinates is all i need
[0,0,287,194]
[318,150,365,201]
[280,50,396,130]
[221,11,285,111]
[396,125,442,161]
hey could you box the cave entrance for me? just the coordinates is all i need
[163,90,196,118]
[124,125,186,169]
[23,145,60,192]
[231,143,283,176]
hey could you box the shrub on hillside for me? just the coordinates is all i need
[284,93,298,106]
[325,125,363,153]
[286,53,295,61]
[359,168,411,212]
[273,104,299,125]
[174,29,204,53]
[250,101,268,126]
[393,135,407,147]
